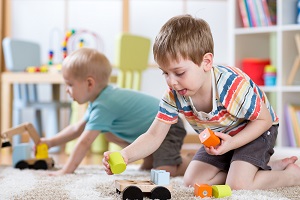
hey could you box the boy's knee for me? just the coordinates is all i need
[226,180,250,190]
[183,174,196,187]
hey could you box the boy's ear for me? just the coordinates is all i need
[202,53,213,72]
[87,77,95,89]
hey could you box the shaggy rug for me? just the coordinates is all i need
[0,164,299,200]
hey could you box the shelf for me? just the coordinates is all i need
[234,26,277,35]
[231,0,300,147]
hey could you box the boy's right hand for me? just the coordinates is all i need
[39,138,51,148]
[102,151,127,175]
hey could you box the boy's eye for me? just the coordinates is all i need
[176,72,184,76]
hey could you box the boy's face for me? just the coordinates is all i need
[159,57,210,97]
[62,69,90,104]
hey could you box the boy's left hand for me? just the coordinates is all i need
[204,132,233,155]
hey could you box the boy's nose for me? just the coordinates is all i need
[168,76,178,86]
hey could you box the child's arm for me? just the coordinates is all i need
[40,119,87,149]
[207,102,273,155]
[49,129,100,176]
[103,118,171,174]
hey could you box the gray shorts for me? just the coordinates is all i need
[152,118,187,168]
[193,125,278,172]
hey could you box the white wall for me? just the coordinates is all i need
[10,0,229,99]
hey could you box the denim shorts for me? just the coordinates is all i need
[152,117,187,168]
[193,125,278,171]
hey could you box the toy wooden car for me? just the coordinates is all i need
[115,169,172,200]
[1,123,55,170]
[115,180,171,200]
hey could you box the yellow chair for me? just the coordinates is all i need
[115,33,151,90]
[94,33,151,152]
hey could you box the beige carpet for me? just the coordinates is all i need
[0,164,299,200]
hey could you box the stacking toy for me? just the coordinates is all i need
[108,152,126,174]
[199,128,220,147]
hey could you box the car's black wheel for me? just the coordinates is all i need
[150,186,171,200]
[15,160,29,170]
[116,188,121,194]
[33,160,48,170]
[122,186,143,200]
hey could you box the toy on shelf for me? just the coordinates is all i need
[199,128,220,148]
[0,123,55,170]
[26,64,62,73]
[264,65,277,86]
[115,169,172,200]
[48,50,54,65]
[194,183,232,198]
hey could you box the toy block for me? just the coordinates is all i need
[151,169,170,185]
[151,169,165,182]
[199,128,220,147]
[150,169,158,182]
[36,143,49,159]
[212,185,232,198]
[12,143,31,167]
[108,152,126,174]
[194,183,212,198]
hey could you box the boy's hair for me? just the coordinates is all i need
[153,14,214,67]
[62,48,112,86]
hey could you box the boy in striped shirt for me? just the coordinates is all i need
[104,15,300,190]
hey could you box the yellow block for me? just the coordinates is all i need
[212,185,232,198]
[36,143,49,159]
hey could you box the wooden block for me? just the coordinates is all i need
[194,183,212,198]
[199,128,220,147]
[212,185,232,198]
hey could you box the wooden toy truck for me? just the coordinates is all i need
[0,123,54,170]
[115,169,172,200]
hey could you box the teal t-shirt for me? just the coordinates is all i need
[84,85,159,143]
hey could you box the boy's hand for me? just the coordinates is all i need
[102,151,127,175]
[39,138,51,148]
[204,132,233,155]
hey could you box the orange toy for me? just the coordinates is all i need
[199,128,220,147]
[194,183,212,198]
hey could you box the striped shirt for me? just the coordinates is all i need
[156,65,278,136]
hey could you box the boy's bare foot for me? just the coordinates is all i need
[269,156,298,171]
[284,163,300,186]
